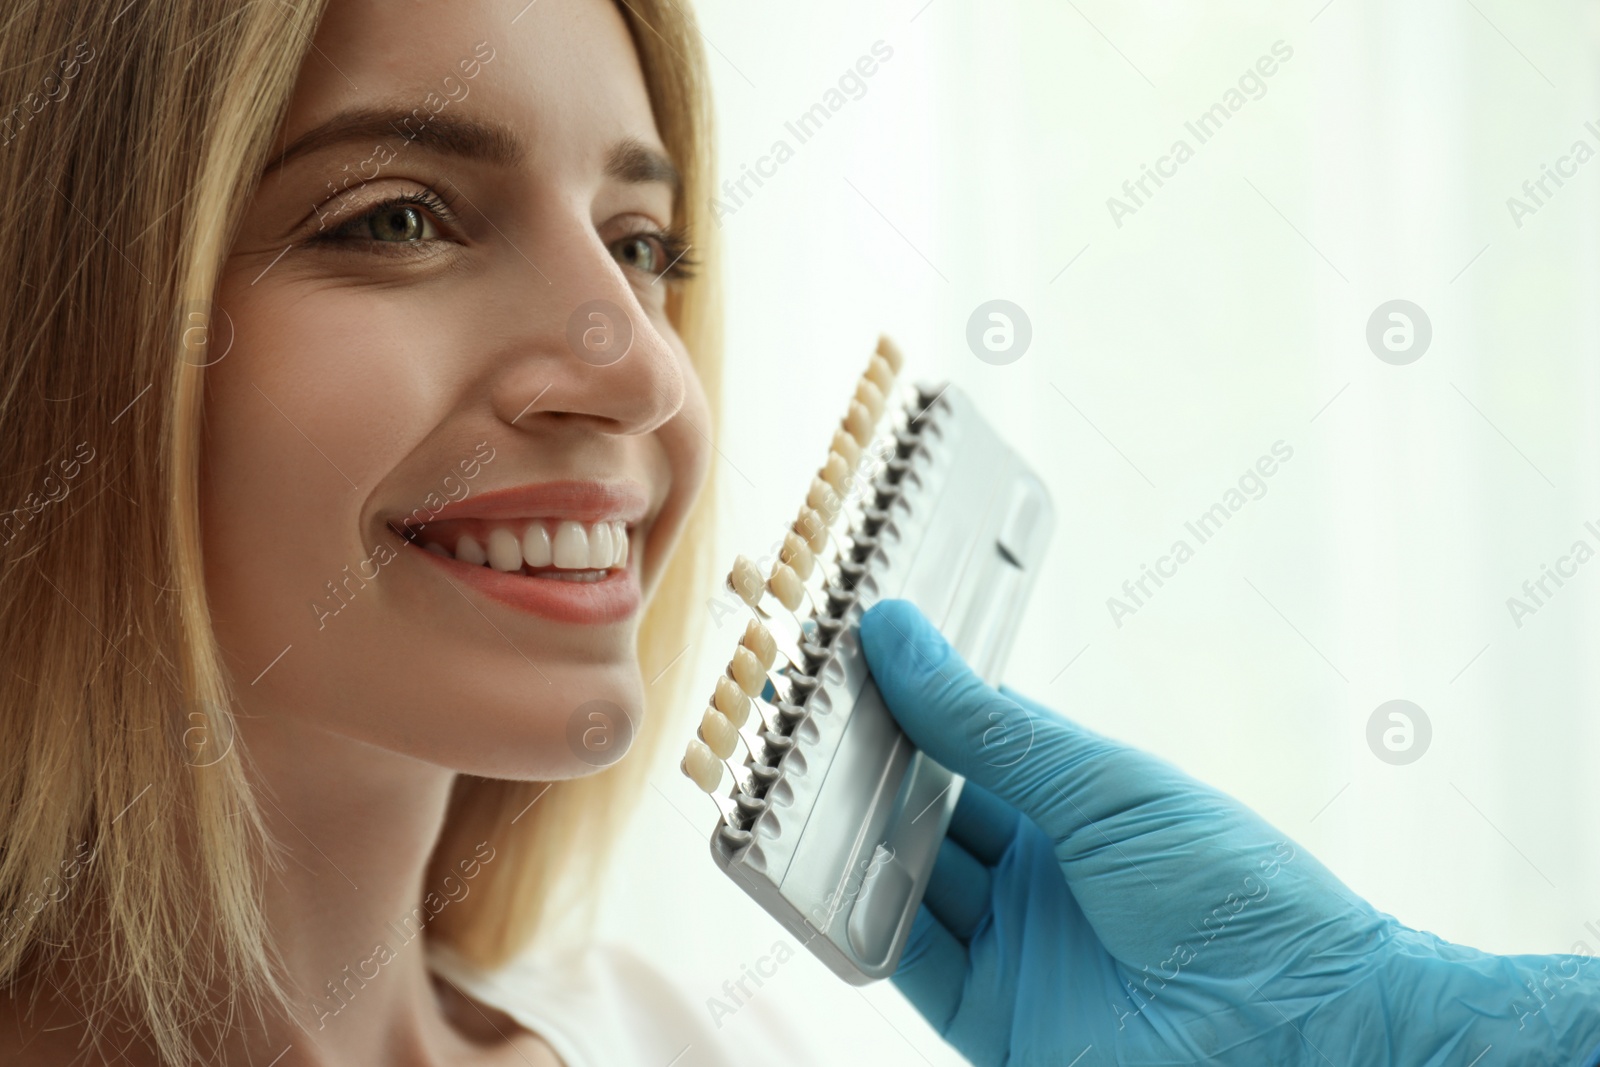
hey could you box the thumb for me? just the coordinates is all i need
[858,598,1115,835]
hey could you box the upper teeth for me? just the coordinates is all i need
[425,520,629,572]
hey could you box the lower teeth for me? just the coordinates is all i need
[413,541,614,579]
[539,570,607,583]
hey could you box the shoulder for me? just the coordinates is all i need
[427,939,799,1067]
[0,980,153,1067]
[429,939,697,1029]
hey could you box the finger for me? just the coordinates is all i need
[922,834,991,943]
[890,903,966,1035]
[999,682,1117,745]
[946,779,1020,868]
[860,599,1116,836]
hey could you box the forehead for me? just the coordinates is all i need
[274,0,666,176]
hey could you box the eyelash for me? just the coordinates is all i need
[305,189,696,283]
[622,223,696,283]
[307,188,459,250]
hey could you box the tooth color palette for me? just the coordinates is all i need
[681,336,1054,984]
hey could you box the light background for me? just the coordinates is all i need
[598,1,1600,1061]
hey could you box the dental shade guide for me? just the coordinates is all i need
[681,334,1053,984]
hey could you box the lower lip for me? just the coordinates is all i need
[408,542,641,624]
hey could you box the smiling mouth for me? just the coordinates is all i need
[383,480,651,624]
[391,517,632,581]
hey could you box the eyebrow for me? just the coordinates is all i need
[269,107,522,171]
[266,107,681,193]
[604,138,681,193]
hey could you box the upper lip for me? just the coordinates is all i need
[392,480,653,529]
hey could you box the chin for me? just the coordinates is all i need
[211,534,661,783]
[455,653,650,781]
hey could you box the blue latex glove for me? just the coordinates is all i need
[858,599,1600,1066]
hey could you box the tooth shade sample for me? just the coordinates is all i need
[855,379,885,422]
[729,554,764,607]
[589,522,614,568]
[714,674,751,728]
[779,531,814,580]
[830,428,862,469]
[768,563,804,611]
[807,478,840,522]
[864,354,894,394]
[456,534,488,566]
[521,524,553,567]
[552,521,589,568]
[682,739,723,793]
[875,333,904,373]
[741,619,778,670]
[794,507,828,554]
[820,451,851,495]
[844,400,874,447]
[612,522,629,566]
[731,647,767,697]
[699,708,739,760]
[487,528,523,571]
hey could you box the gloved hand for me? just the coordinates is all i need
[858,599,1600,1067]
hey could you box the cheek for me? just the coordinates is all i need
[197,269,654,780]
[638,343,711,600]
[675,352,714,491]
[199,275,458,660]
[664,344,713,524]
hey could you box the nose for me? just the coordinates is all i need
[488,219,685,437]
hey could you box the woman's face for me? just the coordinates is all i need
[203,0,709,779]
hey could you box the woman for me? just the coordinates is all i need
[0,0,740,1063]
[1,1,1596,1065]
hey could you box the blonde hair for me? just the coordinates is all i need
[0,2,718,1063]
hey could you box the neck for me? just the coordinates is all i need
[240,713,464,1066]
[6,716,494,1067]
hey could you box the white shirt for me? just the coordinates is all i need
[425,939,815,1067]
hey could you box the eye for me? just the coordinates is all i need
[358,203,438,243]
[310,188,455,247]
[609,224,695,283]
[613,234,662,273]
